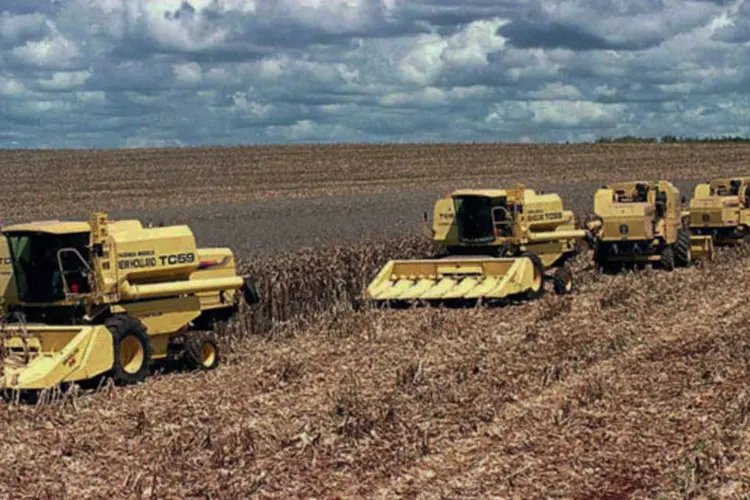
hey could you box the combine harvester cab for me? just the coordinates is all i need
[367,185,591,306]
[0,213,260,394]
[685,177,750,245]
[587,181,714,274]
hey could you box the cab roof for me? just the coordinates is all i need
[709,176,750,186]
[2,220,91,235]
[2,218,144,235]
[604,180,676,190]
[451,188,537,198]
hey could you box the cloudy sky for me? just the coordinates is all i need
[0,0,749,148]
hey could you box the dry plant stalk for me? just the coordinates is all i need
[1,144,750,498]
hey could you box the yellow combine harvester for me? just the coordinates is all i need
[685,177,750,245]
[367,185,591,304]
[0,212,259,393]
[587,181,714,273]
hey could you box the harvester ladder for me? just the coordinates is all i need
[89,212,114,295]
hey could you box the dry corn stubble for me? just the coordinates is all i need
[235,235,435,338]
[2,143,749,221]
[2,240,750,498]
[3,144,750,497]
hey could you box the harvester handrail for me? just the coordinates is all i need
[491,207,514,236]
[56,247,93,296]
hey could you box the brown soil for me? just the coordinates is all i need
[1,143,750,498]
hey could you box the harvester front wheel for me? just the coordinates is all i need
[520,252,545,301]
[553,267,573,295]
[184,333,221,371]
[659,246,676,272]
[105,315,152,385]
[675,229,692,267]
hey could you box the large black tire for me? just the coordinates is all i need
[660,245,676,272]
[105,315,151,385]
[184,333,221,371]
[520,252,545,301]
[675,229,691,267]
[553,267,573,295]
[594,243,620,275]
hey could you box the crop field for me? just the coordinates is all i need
[2,143,750,498]
[2,142,749,256]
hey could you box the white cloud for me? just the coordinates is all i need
[75,91,107,105]
[398,18,509,85]
[380,86,488,108]
[440,18,509,68]
[0,77,27,97]
[11,35,81,69]
[230,92,273,118]
[1,0,750,147]
[37,70,92,91]
[267,119,318,140]
[173,62,202,85]
[487,100,626,128]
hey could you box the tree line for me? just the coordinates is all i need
[595,135,750,144]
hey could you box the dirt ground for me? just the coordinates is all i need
[1,143,747,256]
[1,143,750,498]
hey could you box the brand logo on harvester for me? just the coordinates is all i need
[118,251,195,270]
[159,253,195,266]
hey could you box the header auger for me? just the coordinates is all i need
[0,212,260,394]
[367,184,592,305]
[586,180,714,273]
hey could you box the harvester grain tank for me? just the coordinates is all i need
[586,180,714,273]
[0,212,259,393]
[367,185,591,304]
[685,177,750,245]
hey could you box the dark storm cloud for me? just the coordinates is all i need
[0,0,748,148]
[500,21,620,51]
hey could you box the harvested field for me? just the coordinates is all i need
[3,245,750,498]
[2,143,750,498]
[2,143,747,257]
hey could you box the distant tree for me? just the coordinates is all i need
[594,134,750,144]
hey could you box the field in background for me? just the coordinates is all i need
[2,143,750,498]
[3,143,748,258]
